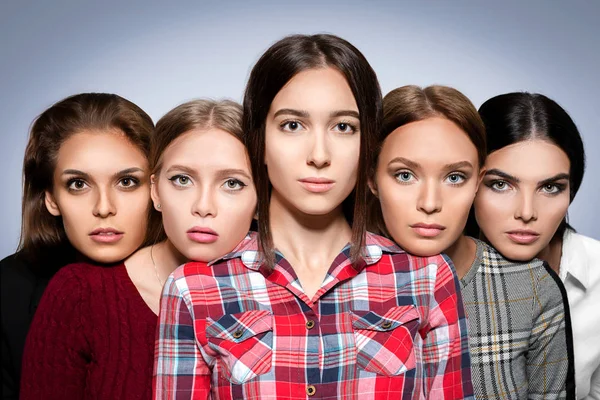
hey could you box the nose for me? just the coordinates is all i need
[93,187,117,218]
[192,185,217,218]
[416,180,442,215]
[306,129,331,169]
[515,191,537,222]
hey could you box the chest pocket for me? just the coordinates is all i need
[350,305,420,376]
[205,310,273,385]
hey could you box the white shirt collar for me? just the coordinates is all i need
[560,229,590,289]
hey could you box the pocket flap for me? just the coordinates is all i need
[351,305,419,332]
[206,310,273,343]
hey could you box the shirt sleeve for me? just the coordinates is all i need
[526,264,574,399]
[153,271,211,400]
[19,267,89,400]
[421,255,474,400]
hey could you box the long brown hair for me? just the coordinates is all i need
[149,99,245,243]
[18,93,157,268]
[369,85,486,237]
[243,34,383,268]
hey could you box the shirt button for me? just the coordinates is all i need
[381,321,392,329]
[232,329,244,339]
[306,320,315,330]
[306,385,316,396]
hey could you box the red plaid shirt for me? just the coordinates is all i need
[153,232,473,399]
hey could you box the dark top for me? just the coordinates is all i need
[1,252,55,400]
[20,262,158,400]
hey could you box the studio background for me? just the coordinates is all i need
[1,0,598,258]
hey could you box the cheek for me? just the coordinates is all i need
[540,197,570,233]
[474,190,510,225]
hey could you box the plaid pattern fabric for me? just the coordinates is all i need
[460,239,575,399]
[154,232,474,400]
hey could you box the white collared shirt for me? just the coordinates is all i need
[560,229,600,399]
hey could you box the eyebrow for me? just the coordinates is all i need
[387,157,420,170]
[486,169,570,185]
[215,168,252,180]
[62,167,144,179]
[444,161,474,171]
[272,108,360,119]
[539,173,570,186]
[165,165,196,175]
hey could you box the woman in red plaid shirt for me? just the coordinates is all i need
[153,34,474,400]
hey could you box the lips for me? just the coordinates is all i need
[298,177,335,193]
[187,227,219,244]
[89,228,124,244]
[410,223,446,238]
[505,229,540,245]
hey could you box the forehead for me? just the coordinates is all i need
[270,67,358,114]
[381,118,478,165]
[57,130,147,169]
[162,128,250,171]
[485,140,570,179]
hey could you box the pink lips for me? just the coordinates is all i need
[89,227,124,244]
[410,223,446,238]
[506,229,540,244]
[187,227,219,244]
[298,177,335,193]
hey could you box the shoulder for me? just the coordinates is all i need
[1,252,35,284]
[568,231,600,257]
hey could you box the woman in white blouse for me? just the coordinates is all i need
[471,91,600,399]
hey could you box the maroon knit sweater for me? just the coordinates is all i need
[20,262,157,400]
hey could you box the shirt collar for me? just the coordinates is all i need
[209,231,405,270]
[560,229,589,289]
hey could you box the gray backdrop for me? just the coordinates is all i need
[1,0,598,259]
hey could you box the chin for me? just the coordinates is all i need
[494,244,537,262]
[392,238,444,258]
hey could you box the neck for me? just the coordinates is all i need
[536,234,563,274]
[269,189,352,271]
[445,234,477,279]
[152,239,187,282]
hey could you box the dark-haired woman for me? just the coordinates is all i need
[474,92,597,399]
[154,35,473,399]
[369,85,574,399]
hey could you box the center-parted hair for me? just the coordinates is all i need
[150,99,245,243]
[369,85,486,237]
[243,34,382,268]
[19,93,156,269]
[475,92,586,238]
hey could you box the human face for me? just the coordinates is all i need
[45,130,150,264]
[474,139,570,261]
[265,67,361,217]
[372,118,481,257]
[152,129,256,262]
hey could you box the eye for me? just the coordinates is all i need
[169,175,192,187]
[280,120,304,132]
[67,179,88,191]
[445,173,466,185]
[394,171,415,183]
[489,180,510,192]
[333,122,357,134]
[222,178,246,191]
[541,183,560,194]
[118,176,139,189]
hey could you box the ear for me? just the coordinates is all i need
[368,177,379,198]
[150,174,162,212]
[44,190,61,216]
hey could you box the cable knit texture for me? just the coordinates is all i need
[20,262,157,400]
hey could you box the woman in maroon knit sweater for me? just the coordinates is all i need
[17,93,159,399]
[20,98,257,399]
